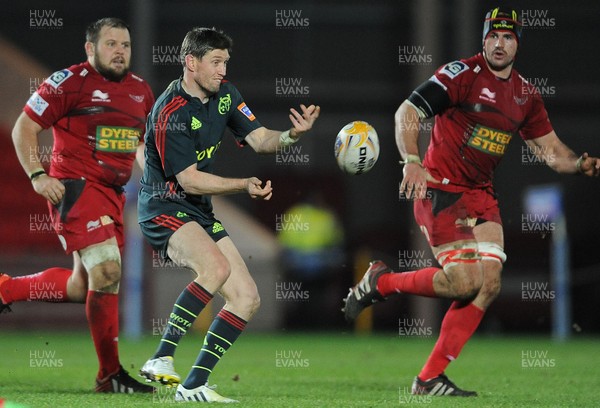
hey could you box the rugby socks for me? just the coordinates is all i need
[418,302,484,381]
[86,290,120,379]
[183,309,247,389]
[0,267,72,303]
[377,267,438,297]
[154,282,213,358]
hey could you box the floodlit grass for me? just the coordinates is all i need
[0,331,598,407]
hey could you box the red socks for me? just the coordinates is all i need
[86,291,120,379]
[0,267,71,303]
[377,267,438,297]
[419,302,484,381]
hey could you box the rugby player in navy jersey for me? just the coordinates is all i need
[138,27,319,402]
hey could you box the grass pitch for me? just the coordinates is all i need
[0,330,598,407]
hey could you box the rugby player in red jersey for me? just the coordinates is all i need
[344,7,599,396]
[1,18,155,393]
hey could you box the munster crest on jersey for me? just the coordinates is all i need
[218,93,232,114]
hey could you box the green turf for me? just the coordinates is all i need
[0,330,598,407]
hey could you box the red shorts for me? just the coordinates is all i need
[413,187,502,247]
[48,179,125,254]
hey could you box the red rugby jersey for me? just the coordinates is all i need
[24,61,154,187]
[424,53,553,191]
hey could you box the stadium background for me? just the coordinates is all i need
[0,0,598,340]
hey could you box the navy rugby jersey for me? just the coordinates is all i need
[138,78,262,222]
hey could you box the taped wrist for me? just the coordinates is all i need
[279,130,299,147]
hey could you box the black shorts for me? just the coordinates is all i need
[139,211,229,260]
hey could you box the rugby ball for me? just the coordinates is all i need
[334,121,379,175]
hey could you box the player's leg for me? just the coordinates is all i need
[471,221,504,310]
[0,267,73,306]
[82,238,123,381]
[182,236,258,391]
[414,221,505,396]
[141,221,229,386]
[0,253,89,305]
[85,237,154,393]
[0,205,96,308]
[67,251,89,301]
[343,190,487,321]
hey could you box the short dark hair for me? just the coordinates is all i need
[86,17,129,45]
[180,27,233,66]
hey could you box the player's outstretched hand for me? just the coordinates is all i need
[578,152,600,177]
[246,178,273,200]
[289,104,320,138]
[400,164,440,200]
[32,174,65,205]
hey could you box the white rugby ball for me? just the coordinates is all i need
[334,121,379,175]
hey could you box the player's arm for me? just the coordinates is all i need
[245,104,320,154]
[396,79,450,199]
[135,142,145,170]
[175,164,273,200]
[525,131,600,176]
[11,112,65,204]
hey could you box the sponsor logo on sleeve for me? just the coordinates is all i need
[96,126,141,152]
[26,92,49,116]
[45,69,73,88]
[237,102,256,121]
[467,124,512,156]
[440,61,469,79]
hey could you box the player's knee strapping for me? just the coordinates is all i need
[477,242,507,264]
[436,242,506,271]
[436,244,481,272]
[79,244,122,271]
